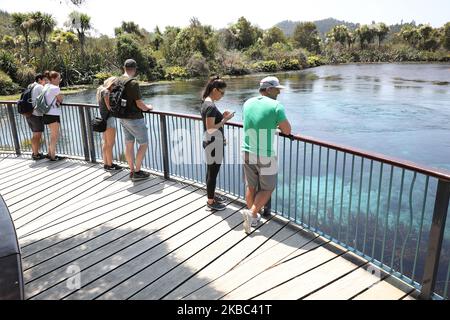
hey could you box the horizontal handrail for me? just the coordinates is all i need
[2,100,449,182]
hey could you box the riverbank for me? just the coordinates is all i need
[1,60,449,101]
[0,85,96,101]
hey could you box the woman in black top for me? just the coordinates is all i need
[201,76,234,211]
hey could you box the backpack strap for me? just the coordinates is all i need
[42,86,57,108]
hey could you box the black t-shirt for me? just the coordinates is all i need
[119,76,143,119]
[201,100,224,147]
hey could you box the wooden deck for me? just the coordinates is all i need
[0,154,417,300]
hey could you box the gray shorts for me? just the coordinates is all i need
[120,118,149,144]
[26,114,44,133]
[106,117,116,129]
[243,152,278,191]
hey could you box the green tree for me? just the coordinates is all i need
[230,17,262,50]
[327,25,350,47]
[152,26,163,50]
[400,25,420,48]
[375,22,389,47]
[292,22,321,53]
[444,22,450,50]
[11,13,33,59]
[355,25,376,49]
[65,11,92,58]
[263,27,287,47]
[115,21,143,38]
[30,12,56,56]
[417,24,440,51]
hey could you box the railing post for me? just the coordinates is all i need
[420,179,450,300]
[159,114,170,180]
[78,107,90,162]
[6,104,21,156]
[84,107,96,163]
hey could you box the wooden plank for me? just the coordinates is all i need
[0,158,70,188]
[13,167,127,230]
[1,161,80,199]
[0,157,33,174]
[20,177,175,258]
[23,186,204,282]
[17,171,156,238]
[163,219,292,300]
[16,170,131,237]
[129,216,286,300]
[7,163,98,211]
[91,202,245,301]
[303,262,384,300]
[12,166,107,228]
[352,278,411,300]
[28,198,239,300]
[182,228,323,300]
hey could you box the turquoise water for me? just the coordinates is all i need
[67,63,450,172]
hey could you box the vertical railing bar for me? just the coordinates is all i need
[308,143,314,227]
[159,114,170,180]
[324,148,330,230]
[363,160,374,254]
[400,172,417,277]
[316,146,322,229]
[288,139,293,219]
[411,176,429,283]
[381,165,394,266]
[346,155,355,246]
[420,179,450,299]
[302,142,307,224]
[391,169,406,272]
[282,137,286,218]
[294,141,300,223]
[371,163,384,261]
[6,105,21,155]
[331,149,338,237]
[78,107,90,162]
[355,157,365,251]
[338,152,347,240]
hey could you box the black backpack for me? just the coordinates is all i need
[109,77,135,117]
[17,83,37,116]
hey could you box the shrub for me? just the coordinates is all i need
[307,55,323,67]
[94,72,114,85]
[16,65,36,87]
[279,58,301,71]
[0,50,18,82]
[186,52,210,77]
[0,70,19,95]
[252,60,279,72]
[164,66,188,80]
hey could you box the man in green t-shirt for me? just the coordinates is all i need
[241,76,292,234]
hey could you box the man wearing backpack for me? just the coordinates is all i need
[116,59,153,181]
[25,73,48,160]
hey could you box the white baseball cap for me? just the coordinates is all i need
[259,76,286,90]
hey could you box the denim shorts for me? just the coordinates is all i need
[120,118,148,144]
[106,117,116,129]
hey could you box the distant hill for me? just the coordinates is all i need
[275,18,360,37]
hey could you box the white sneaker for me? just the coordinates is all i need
[241,209,252,234]
[251,213,261,227]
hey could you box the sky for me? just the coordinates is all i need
[0,0,449,36]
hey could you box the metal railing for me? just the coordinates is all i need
[1,101,449,300]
